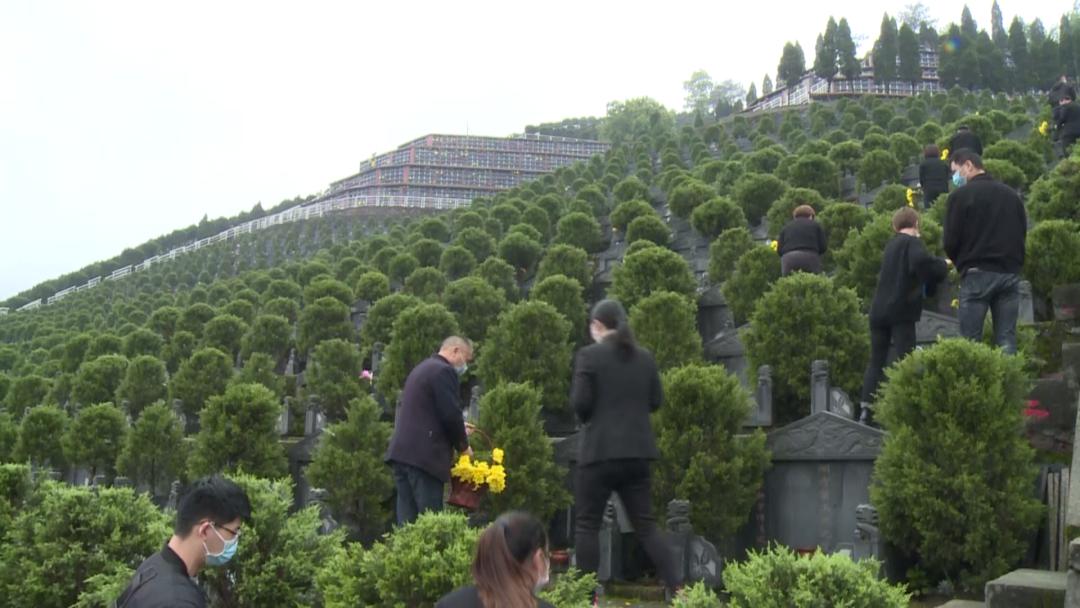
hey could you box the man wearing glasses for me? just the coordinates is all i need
[116,476,251,608]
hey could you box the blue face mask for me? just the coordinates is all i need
[204,524,239,567]
[952,171,966,188]
[455,362,468,376]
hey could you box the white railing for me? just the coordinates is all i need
[13,194,473,312]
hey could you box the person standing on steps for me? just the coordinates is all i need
[948,125,983,157]
[776,205,827,276]
[859,208,948,426]
[385,336,474,526]
[1053,91,1080,157]
[918,144,950,208]
[944,150,1027,355]
[570,299,680,603]
[116,476,251,608]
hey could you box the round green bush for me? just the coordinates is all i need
[613,175,650,203]
[870,184,910,215]
[443,276,506,342]
[653,364,769,541]
[764,187,828,238]
[858,149,901,189]
[377,303,459,404]
[669,179,718,219]
[915,121,944,146]
[828,140,864,175]
[723,545,909,608]
[861,132,890,153]
[983,139,1045,186]
[1024,220,1080,298]
[438,246,477,281]
[629,291,702,370]
[733,173,788,226]
[871,339,1042,589]
[554,212,603,253]
[690,197,746,239]
[626,213,673,246]
[982,158,1027,192]
[785,154,839,198]
[708,227,755,285]
[1027,158,1080,222]
[889,132,921,166]
[477,300,573,411]
[610,199,656,231]
[530,274,587,341]
[721,246,781,325]
[817,203,872,263]
[610,246,697,311]
[744,147,786,174]
[743,273,869,424]
[536,244,591,293]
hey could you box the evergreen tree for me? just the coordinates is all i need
[976,31,1007,92]
[1061,15,1077,79]
[745,82,758,105]
[188,383,287,479]
[898,23,922,86]
[63,402,128,480]
[873,14,899,92]
[762,74,774,95]
[477,301,573,411]
[960,5,978,39]
[1009,17,1030,90]
[990,0,1008,50]
[836,18,860,80]
[306,339,364,421]
[778,42,807,88]
[813,18,839,83]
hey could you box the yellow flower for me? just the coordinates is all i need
[951,298,959,309]
[487,464,507,493]
[1039,121,1049,136]
[492,448,504,465]
[940,147,949,161]
[769,240,778,251]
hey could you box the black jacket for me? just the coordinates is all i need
[943,173,1027,276]
[777,218,826,256]
[1050,81,1077,106]
[869,234,949,327]
[570,339,662,465]
[436,585,556,608]
[918,157,950,197]
[948,131,983,156]
[1053,102,1080,137]
[116,545,204,608]
[385,354,468,482]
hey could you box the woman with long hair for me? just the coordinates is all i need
[437,511,555,608]
[570,299,679,600]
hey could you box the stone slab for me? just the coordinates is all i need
[935,601,984,608]
[984,568,1066,608]
[1068,394,1080,528]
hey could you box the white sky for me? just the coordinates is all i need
[0,0,1069,300]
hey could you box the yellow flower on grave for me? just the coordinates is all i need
[769,240,778,251]
[906,188,915,207]
[951,298,959,309]
[492,448,504,465]
[1039,121,1050,136]
[940,147,949,161]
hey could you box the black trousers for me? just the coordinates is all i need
[860,322,917,404]
[574,459,678,589]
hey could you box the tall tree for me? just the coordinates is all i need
[745,82,758,105]
[1028,19,1059,88]
[778,42,807,89]
[1061,15,1077,79]
[837,18,861,80]
[919,22,938,46]
[874,14,899,92]
[814,18,840,84]
[990,0,1008,50]
[898,2,935,31]
[898,23,922,86]
[683,70,715,114]
[1009,17,1030,91]
[960,5,978,39]
[762,74,774,95]
[976,31,1007,91]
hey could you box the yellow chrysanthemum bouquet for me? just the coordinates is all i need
[448,435,507,510]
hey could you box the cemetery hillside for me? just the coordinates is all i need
[5,4,1080,607]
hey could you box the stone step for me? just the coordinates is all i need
[935,601,984,608]
[984,568,1066,608]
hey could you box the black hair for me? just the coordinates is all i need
[949,149,984,170]
[590,299,637,360]
[956,124,970,132]
[174,476,252,537]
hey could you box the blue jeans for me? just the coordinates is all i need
[392,462,443,526]
[958,270,1021,355]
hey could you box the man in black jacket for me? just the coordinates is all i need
[1053,92,1080,155]
[948,125,983,157]
[860,208,948,425]
[116,476,251,608]
[385,336,473,525]
[944,150,1027,354]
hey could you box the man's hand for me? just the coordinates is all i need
[465,422,476,436]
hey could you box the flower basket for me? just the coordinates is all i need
[448,429,506,512]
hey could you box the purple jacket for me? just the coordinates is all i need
[385,354,468,482]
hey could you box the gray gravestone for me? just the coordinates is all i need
[810,360,830,415]
[1066,394,1080,528]
[747,365,773,427]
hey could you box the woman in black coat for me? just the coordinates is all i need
[918,144,950,208]
[777,204,826,276]
[570,299,679,599]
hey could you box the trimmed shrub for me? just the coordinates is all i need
[611,199,657,232]
[626,213,673,246]
[536,244,591,293]
[531,274,588,342]
[743,273,868,424]
[439,245,477,281]
[443,277,506,343]
[723,545,909,608]
[722,246,781,324]
[858,149,901,189]
[403,266,447,301]
[453,226,497,262]
[477,301,573,411]
[1027,158,1080,222]
[733,173,788,225]
[71,354,129,408]
[306,339,365,421]
[785,153,839,198]
[983,139,1044,186]
[473,257,519,302]
[116,402,186,497]
[870,184,910,215]
[828,140,863,174]
[354,271,391,302]
[871,339,1041,589]
[613,175,650,203]
[669,179,718,218]
[298,296,354,353]
[983,158,1027,192]
[377,303,459,404]
[629,291,702,370]
[690,197,746,239]
[539,568,599,608]
[653,364,769,541]
[817,203,872,268]
[1024,220,1080,299]
[610,246,697,311]
[169,347,233,420]
[188,383,286,479]
[708,227,755,285]
[554,212,603,253]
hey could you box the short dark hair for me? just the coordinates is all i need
[956,124,970,132]
[923,143,940,158]
[950,149,984,170]
[175,476,252,537]
[792,205,816,219]
[892,207,919,232]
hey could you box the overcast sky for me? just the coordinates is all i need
[0,1,1069,300]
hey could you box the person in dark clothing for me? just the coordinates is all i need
[777,204,827,275]
[570,299,679,600]
[859,208,949,425]
[948,125,983,157]
[944,150,1027,354]
[437,512,556,608]
[385,336,474,525]
[918,144,950,208]
[1049,75,1077,107]
[116,476,251,608]
[1053,93,1080,155]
